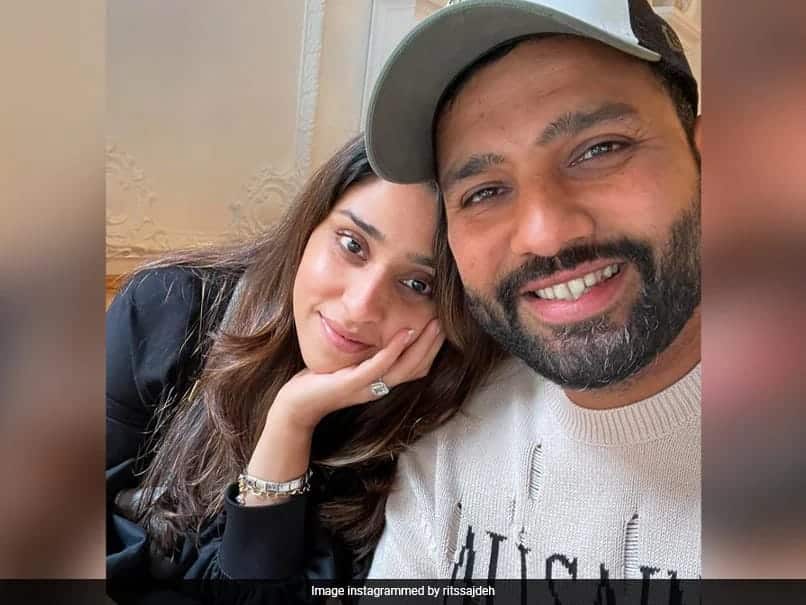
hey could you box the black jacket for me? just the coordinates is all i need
[106,268,368,602]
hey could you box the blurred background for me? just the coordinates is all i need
[3,0,806,584]
[0,0,105,581]
[703,0,806,580]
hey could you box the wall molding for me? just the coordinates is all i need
[653,0,701,89]
[106,0,327,260]
[226,0,327,242]
[105,143,171,258]
[360,0,417,126]
[653,5,701,42]
[652,0,700,22]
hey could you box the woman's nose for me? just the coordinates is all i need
[343,272,386,324]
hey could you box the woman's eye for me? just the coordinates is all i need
[462,186,506,208]
[571,141,628,166]
[401,278,433,296]
[338,234,364,257]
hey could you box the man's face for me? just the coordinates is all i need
[436,36,701,389]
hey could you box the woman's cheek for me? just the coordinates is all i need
[304,243,342,289]
[385,302,436,345]
[295,236,341,312]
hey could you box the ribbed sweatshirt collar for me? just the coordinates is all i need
[544,363,701,446]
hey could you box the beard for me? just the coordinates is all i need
[465,196,701,390]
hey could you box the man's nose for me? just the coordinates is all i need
[509,181,596,258]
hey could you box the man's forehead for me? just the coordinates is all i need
[434,37,657,149]
[454,36,653,103]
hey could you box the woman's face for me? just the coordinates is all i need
[292,178,439,373]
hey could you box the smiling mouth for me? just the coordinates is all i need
[515,260,632,326]
[525,263,623,302]
[318,313,372,353]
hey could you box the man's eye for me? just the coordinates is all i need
[571,141,628,166]
[462,186,506,208]
[338,234,363,256]
[401,278,433,296]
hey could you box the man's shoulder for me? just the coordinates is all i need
[405,357,553,454]
[462,356,549,416]
[392,357,558,504]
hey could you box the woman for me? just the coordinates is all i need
[106,135,504,599]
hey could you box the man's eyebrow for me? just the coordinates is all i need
[441,152,505,192]
[407,253,435,269]
[537,102,639,146]
[338,209,385,241]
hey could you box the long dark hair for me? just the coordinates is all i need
[126,134,506,565]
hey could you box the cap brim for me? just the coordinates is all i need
[365,0,660,184]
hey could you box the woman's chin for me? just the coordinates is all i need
[301,350,360,374]
[309,361,343,374]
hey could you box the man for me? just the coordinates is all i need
[363,0,701,580]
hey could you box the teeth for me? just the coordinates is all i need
[532,263,621,301]
[567,278,586,300]
[554,283,572,301]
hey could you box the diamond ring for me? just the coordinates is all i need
[369,379,390,397]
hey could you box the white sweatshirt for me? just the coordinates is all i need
[368,358,701,580]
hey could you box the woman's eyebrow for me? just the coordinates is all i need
[338,209,385,241]
[338,208,433,268]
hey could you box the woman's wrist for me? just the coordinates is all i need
[239,402,316,508]
[269,391,323,433]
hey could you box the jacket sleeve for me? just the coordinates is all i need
[106,267,357,602]
[106,267,207,469]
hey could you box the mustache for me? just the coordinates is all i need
[496,239,655,302]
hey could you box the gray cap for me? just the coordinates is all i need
[365,0,698,184]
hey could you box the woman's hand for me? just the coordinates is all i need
[243,318,443,501]
[271,317,444,432]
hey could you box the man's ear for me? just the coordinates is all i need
[693,114,702,155]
